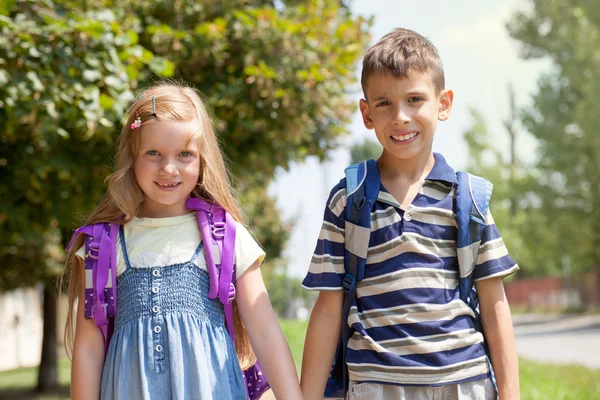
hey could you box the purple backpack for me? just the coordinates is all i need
[67,197,270,400]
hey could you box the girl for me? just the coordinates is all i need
[62,82,302,400]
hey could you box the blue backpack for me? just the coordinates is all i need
[324,159,494,398]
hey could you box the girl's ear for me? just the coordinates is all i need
[438,89,454,121]
[359,99,374,130]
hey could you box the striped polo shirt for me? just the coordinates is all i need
[302,153,519,386]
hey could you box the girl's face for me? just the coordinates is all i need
[134,120,201,218]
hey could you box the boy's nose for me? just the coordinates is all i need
[392,106,411,124]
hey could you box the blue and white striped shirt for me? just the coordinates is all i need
[302,153,519,386]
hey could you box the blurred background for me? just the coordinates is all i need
[0,0,599,399]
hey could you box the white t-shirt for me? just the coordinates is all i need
[76,212,265,280]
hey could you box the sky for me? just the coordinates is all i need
[268,0,552,278]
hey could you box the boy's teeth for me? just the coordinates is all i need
[392,132,417,141]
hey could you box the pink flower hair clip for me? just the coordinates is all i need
[130,112,142,130]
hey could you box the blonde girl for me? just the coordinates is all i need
[63,82,301,400]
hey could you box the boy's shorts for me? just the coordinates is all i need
[345,378,497,400]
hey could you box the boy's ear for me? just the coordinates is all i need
[359,99,374,129]
[438,89,454,121]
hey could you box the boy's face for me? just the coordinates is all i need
[359,70,453,163]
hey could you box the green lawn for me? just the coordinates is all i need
[1,319,599,399]
[0,357,71,400]
[279,318,308,372]
[520,358,600,400]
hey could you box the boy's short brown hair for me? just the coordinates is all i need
[361,28,445,96]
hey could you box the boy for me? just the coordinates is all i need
[300,28,520,400]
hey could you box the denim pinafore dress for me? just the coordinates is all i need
[100,226,246,399]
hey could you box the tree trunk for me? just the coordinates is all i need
[37,283,58,392]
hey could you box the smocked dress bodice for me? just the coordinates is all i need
[100,224,247,400]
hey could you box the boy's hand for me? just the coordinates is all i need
[300,290,344,400]
[476,277,520,400]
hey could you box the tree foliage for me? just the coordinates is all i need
[349,138,382,164]
[0,0,369,389]
[462,106,557,277]
[0,0,174,289]
[507,0,600,272]
[0,0,370,290]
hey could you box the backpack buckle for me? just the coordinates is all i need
[91,302,108,325]
[87,241,100,260]
[212,221,226,239]
[227,282,236,304]
[342,273,355,295]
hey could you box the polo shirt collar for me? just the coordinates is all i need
[376,153,457,209]
[426,153,457,185]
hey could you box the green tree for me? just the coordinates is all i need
[0,0,173,390]
[507,0,600,273]
[131,0,370,260]
[462,103,555,277]
[349,138,382,164]
[0,0,369,392]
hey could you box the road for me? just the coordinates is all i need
[513,314,600,369]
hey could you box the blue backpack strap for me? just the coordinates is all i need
[455,171,493,318]
[343,159,380,284]
[325,159,380,397]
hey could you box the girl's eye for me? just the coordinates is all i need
[180,151,193,157]
[146,150,159,156]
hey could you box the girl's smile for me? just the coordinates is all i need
[134,120,201,218]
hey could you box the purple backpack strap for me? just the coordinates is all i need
[67,222,118,355]
[186,198,270,400]
[187,198,236,333]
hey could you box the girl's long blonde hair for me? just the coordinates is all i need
[61,82,256,368]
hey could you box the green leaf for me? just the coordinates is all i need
[0,0,16,17]
[56,127,70,138]
[99,93,115,110]
[26,71,44,91]
[82,69,102,82]
[149,57,175,77]
[0,69,9,85]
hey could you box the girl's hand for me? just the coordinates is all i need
[235,261,303,400]
[71,257,105,400]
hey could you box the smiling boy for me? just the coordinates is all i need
[300,28,520,400]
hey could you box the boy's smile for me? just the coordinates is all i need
[359,70,453,165]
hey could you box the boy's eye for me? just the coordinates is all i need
[408,96,424,103]
[375,100,390,107]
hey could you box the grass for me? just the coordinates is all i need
[1,319,599,399]
[0,357,71,400]
[519,358,600,400]
[279,318,308,372]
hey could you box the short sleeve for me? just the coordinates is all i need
[302,181,347,291]
[75,245,85,261]
[473,208,519,281]
[235,222,265,280]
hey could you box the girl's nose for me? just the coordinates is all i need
[161,160,178,175]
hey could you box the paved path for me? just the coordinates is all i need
[513,314,600,369]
